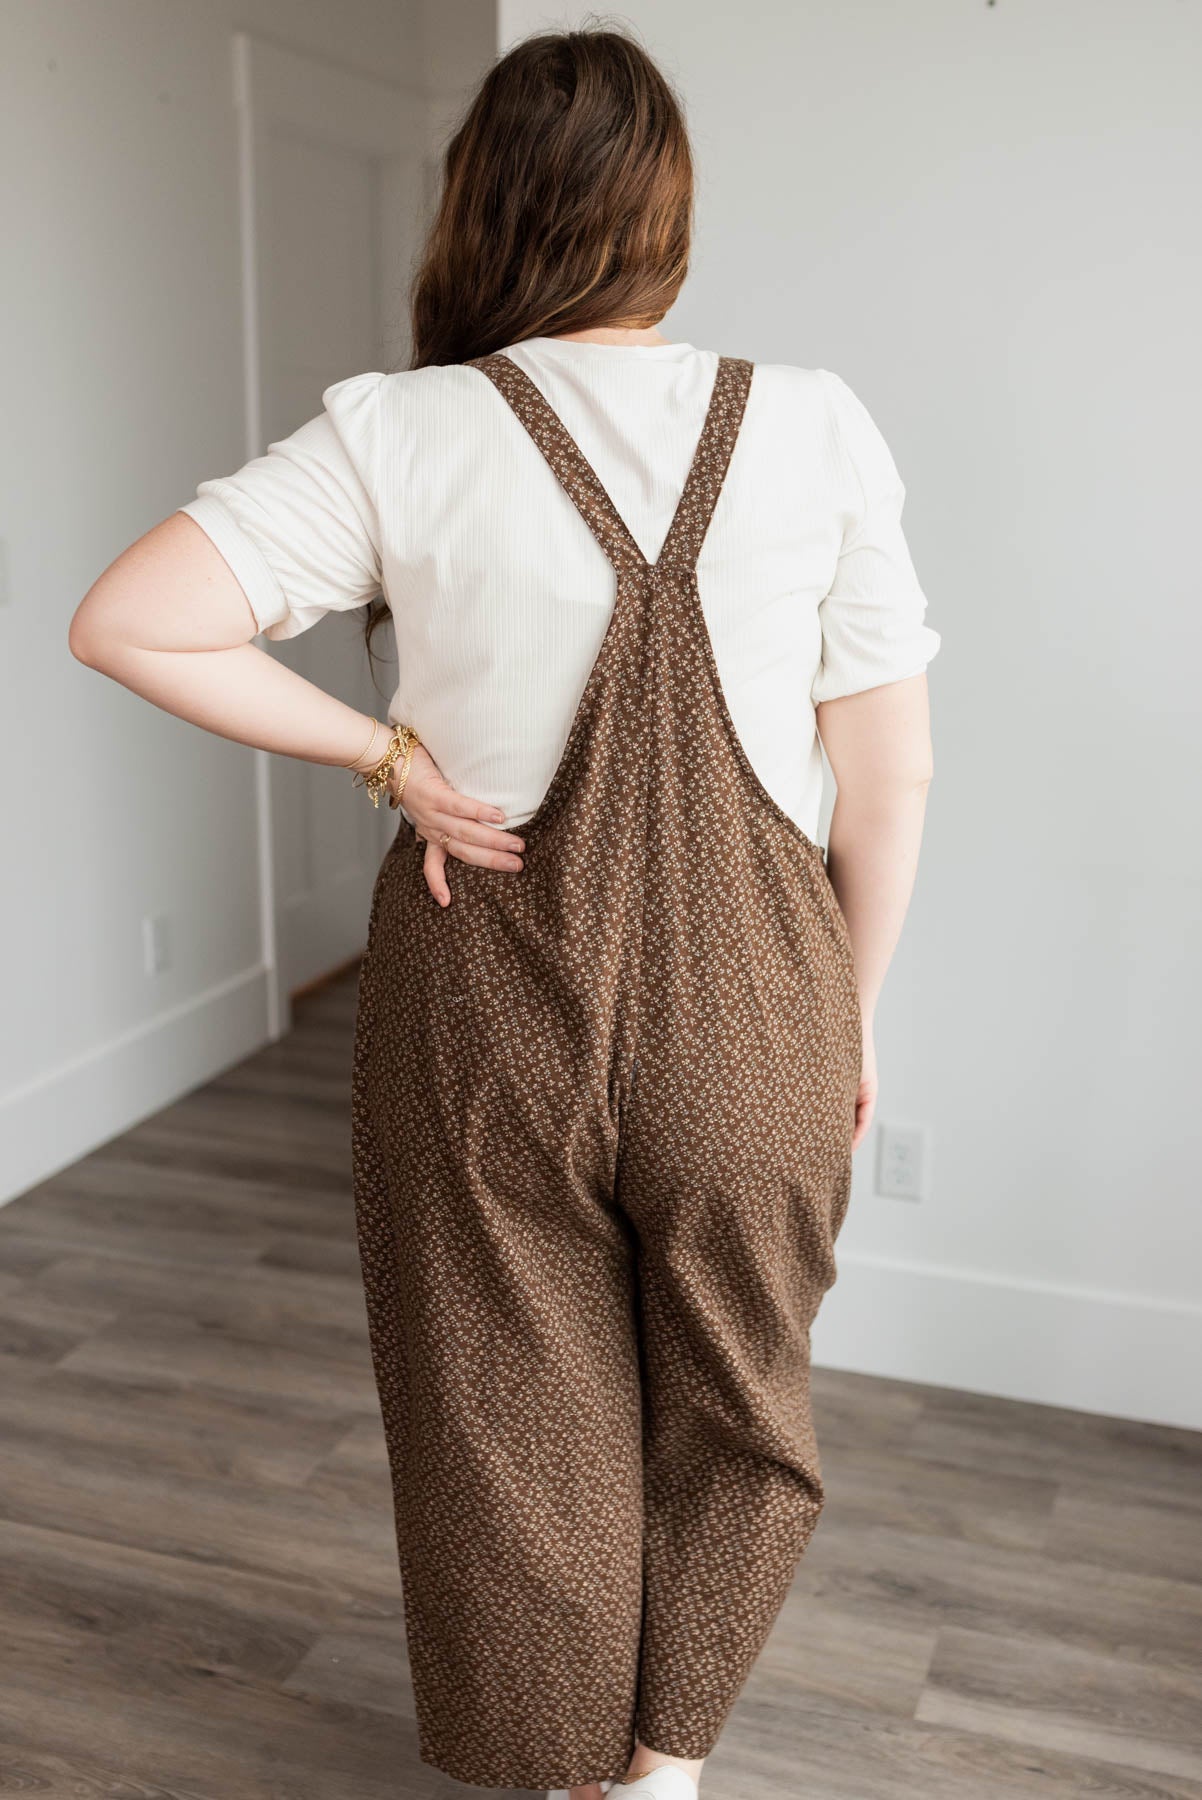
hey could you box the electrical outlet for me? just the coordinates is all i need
[875,1122,929,1201]
[143,913,171,976]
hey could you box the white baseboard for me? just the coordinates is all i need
[814,1248,1202,1432]
[0,964,272,1206]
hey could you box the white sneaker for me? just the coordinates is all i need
[612,1771,698,1800]
[546,1783,615,1799]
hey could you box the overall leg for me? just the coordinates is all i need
[616,933,860,1759]
[353,836,645,1789]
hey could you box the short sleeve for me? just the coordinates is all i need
[811,368,941,704]
[176,370,385,642]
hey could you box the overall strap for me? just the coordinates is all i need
[468,349,755,578]
[468,352,648,578]
[654,356,754,573]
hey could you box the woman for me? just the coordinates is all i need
[68,26,938,1800]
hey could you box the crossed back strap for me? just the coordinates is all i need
[468,351,754,577]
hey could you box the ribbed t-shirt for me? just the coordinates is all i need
[177,335,940,836]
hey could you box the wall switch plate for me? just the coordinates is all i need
[875,1122,930,1201]
[143,914,171,976]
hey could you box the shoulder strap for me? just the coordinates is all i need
[655,356,754,572]
[468,352,647,577]
[468,350,755,577]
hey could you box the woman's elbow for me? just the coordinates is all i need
[69,588,136,673]
[889,724,935,792]
[909,748,935,790]
[835,751,933,813]
[68,600,108,669]
[865,739,934,794]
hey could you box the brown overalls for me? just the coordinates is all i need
[350,352,862,1791]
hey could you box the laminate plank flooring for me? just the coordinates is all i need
[1,966,1199,1800]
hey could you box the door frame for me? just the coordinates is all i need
[229,31,428,1037]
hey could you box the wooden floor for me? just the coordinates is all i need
[2,968,1200,1800]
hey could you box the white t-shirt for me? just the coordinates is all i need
[177,336,939,836]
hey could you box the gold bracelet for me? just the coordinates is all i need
[387,729,419,810]
[351,722,420,809]
[344,716,385,772]
[350,724,403,807]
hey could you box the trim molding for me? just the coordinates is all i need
[0,965,271,1206]
[814,1248,1202,1432]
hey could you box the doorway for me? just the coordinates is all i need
[233,32,428,1032]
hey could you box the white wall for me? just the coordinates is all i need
[0,0,476,1198]
[4,0,1197,1429]
[499,0,1202,1427]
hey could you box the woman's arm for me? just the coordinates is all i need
[67,512,525,901]
[815,671,933,1148]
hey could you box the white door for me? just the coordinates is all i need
[233,33,428,1030]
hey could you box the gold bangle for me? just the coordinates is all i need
[388,731,419,809]
[351,725,403,807]
[343,716,384,771]
[351,722,420,809]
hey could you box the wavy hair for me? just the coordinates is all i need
[363,25,693,664]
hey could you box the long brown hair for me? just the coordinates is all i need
[364,25,694,665]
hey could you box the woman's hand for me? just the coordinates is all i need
[853,1017,878,1150]
[391,744,525,907]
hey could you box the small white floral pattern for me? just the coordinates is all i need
[350,351,862,1790]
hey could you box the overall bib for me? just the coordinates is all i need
[351,352,863,1791]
